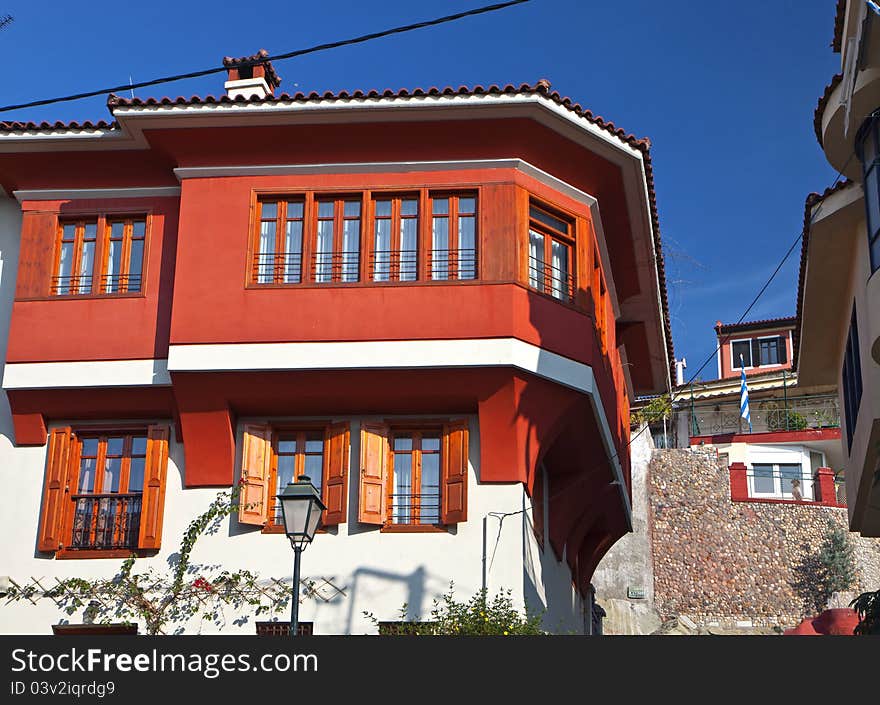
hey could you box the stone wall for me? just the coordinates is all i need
[650,448,880,629]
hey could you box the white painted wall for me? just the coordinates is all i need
[0,412,585,634]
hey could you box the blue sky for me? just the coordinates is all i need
[0,0,842,380]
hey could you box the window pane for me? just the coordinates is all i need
[57,241,74,294]
[393,435,413,451]
[779,464,803,496]
[344,201,361,217]
[374,217,391,282]
[422,435,440,452]
[431,215,449,280]
[78,238,95,294]
[392,452,413,524]
[78,457,96,493]
[81,438,99,457]
[304,435,323,453]
[432,198,449,215]
[261,202,278,220]
[752,464,775,494]
[375,200,392,218]
[458,197,476,214]
[131,437,147,456]
[732,341,751,368]
[105,238,122,293]
[258,219,277,283]
[106,437,124,456]
[286,201,303,219]
[401,198,418,216]
[318,201,334,218]
[128,239,144,292]
[458,213,476,280]
[342,216,360,282]
[550,239,569,300]
[400,216,418,281]
[276,455,296,520]
[866,166,880,239]
[277,439,296,454]
[759,338,780,366]
[104,457,122,493]
[315,218,334,283]
[420,453,441,524]
[871,230,880,273]
[529,229,545,291]
[128,458,145,492]
[62,223,77,241]
[530,206,568,234]
[284,220,303,283]
[304,455,323,495]
[132,219,146,238]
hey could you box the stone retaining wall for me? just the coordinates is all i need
[651,448,880,629]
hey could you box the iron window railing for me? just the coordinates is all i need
[427,248,477,280]
[389,492,441,525]
[370,250,419,281]
[528,256,574,302]
[251,252,303,284]
[311,251,360,283]
[69,493,142,550]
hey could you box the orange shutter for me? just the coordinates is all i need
[441,419,469,524]
[37,427,73,552]
[358,422,389,524]
[322,422,350,525]
[238,424,272,526]
[138,425,170,550]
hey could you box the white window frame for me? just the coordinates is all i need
[748,446,814,500]
[730,338,753,371]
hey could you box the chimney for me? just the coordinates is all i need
[222,49,281,100]
[675,357,687,386]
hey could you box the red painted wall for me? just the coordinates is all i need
[716,326,794,379]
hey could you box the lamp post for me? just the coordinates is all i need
[276,475,325,637]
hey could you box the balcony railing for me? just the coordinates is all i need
[370,249,419,281]
[426,248,477,280]
[251,252,303,284]
[528,256,574,303]
[687,393,840,437]
[69,493,142,550]
[389,492,441,525]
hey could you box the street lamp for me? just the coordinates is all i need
[276,475,325,637]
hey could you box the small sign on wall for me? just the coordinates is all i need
[627,587,646,600]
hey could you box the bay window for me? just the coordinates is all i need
[856,113,880,273]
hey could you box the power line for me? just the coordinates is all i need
[0,0,530,114]
[0,14,13,31]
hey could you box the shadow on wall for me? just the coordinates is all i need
[0,195,22,445]
[342,565,429,634]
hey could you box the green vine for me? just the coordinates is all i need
[5,484,304,634]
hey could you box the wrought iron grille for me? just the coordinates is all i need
[101,272,142,293]
[687,393,840,437]
[51,274,93,295]
[389,492,441,525]
[311,251,360,283]
[427,248,477,280]
[527,256,574,302]
[251,251,303,283]
[370,249,419,281]
[69,493,142,550]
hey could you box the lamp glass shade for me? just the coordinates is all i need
[277,475,326,548]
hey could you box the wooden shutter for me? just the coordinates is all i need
[358,422,389,524]
[37,427,73,552]
[778,335,788,364]
[138,425,170,550]
[441,419,469,524]
[751,338,761,367]
[322,422,350,525]
[237,424,272,526]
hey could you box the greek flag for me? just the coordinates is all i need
[740,355,752,433]
[869,1,880,18]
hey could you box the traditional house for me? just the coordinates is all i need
[0,52,672,633]
[801,0,880,536]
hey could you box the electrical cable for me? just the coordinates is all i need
[0,0,531,114]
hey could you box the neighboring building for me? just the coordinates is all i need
[667,317,842,506]
[802,0,880,536]
[0,54,673,633]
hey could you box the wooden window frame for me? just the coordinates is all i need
[263,424,329,533]
[59,429,149,557]
[383,425,444,531]
[51,213,149,298]
[527,201,575,303]
[428,192,478,282]
[370,193,421,282]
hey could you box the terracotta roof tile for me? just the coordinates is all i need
[813,73,842,147]
[793,178,855,368]
[715,316,797,332]
[222,48,281,89]
[0,118,117,133]
[832,0,846,53]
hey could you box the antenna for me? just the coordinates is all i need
[128,75,135,100]
[0,14,14,31]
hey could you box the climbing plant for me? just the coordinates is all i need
[4,486,301,634]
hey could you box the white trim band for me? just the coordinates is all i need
[13,186,181,202]
[2,359,171,389]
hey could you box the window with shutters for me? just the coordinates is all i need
[237,422,350,531]
[757,336,787,366]
[37,425,170,557]
[358,419,469,531]
[53,215,147,296]
[731,339,753,369]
